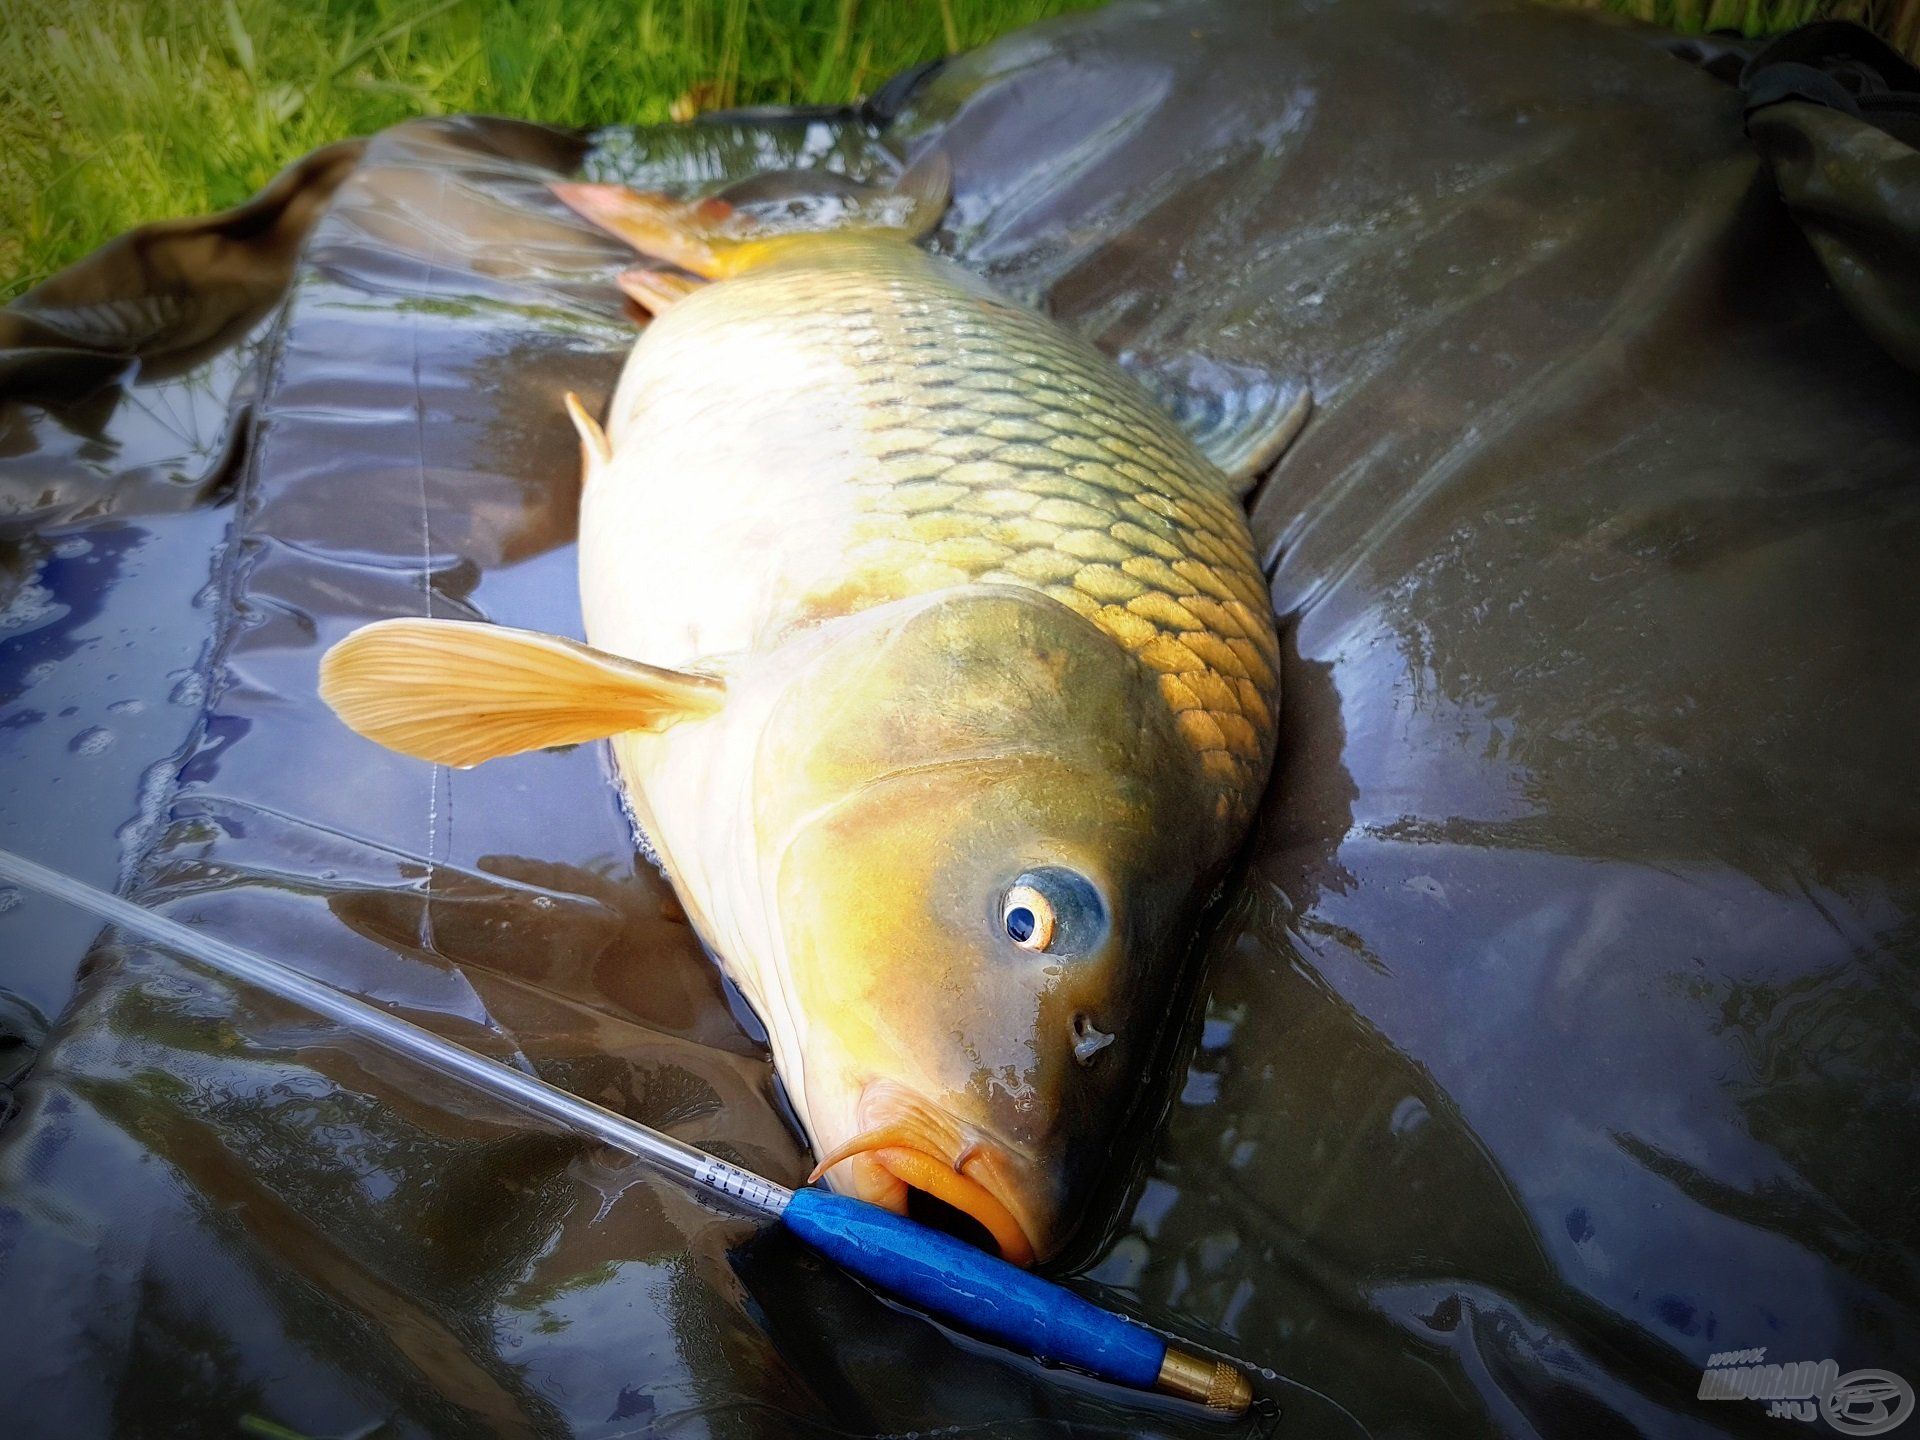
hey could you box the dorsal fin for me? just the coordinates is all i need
[890,149,953,244]
[1119,351,1311,499]
[320,618,723,768]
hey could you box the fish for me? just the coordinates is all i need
[318,156,1307,1266]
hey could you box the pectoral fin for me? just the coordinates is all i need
[1120,351,1311,500]
[320,618,723,768]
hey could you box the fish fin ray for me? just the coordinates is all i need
[616,266,702,315]
[564,391,611,477]
[320,618,723,767]
[551,182,724,276]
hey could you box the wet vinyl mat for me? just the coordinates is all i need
[3,2,1918,1437]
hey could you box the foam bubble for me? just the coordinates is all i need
[0,580,63,634]
[69,726,115,756]
[168,670,208,707]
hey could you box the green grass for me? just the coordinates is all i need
[2,0,1916,301]
[0,0,1096,299]
[1569,0,1916,45]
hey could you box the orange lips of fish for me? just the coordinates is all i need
[806,1096,1038,1268]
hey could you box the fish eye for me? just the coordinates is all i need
[999,869,1104,955]
[1002,884,1055,951]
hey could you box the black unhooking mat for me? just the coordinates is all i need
[2,2,1917,1436]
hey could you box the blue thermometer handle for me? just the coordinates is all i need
[782,1188,1251,1412]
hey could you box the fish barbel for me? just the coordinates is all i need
[320,158,1304,1265]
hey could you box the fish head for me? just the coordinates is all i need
[751,586,1241,1264]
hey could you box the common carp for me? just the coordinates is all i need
[319,158,1304,1265]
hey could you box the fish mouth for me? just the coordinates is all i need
[808,1119,1039,1268]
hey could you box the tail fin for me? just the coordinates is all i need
[552,150,952,279]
